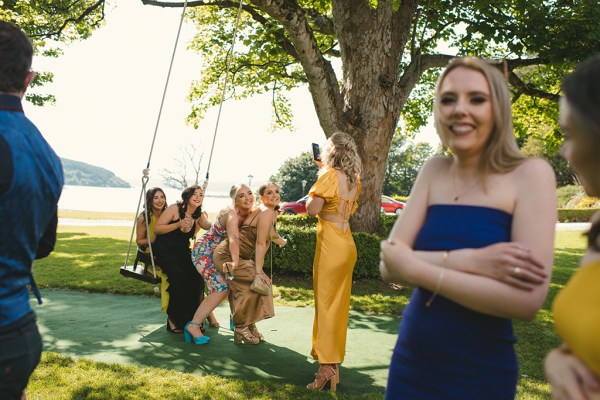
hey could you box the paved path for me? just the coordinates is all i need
[555,222,591,231]
[33,289,398,394]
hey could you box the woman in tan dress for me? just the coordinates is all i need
[212,183,283,344]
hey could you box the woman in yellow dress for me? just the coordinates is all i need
[306,132,361,391]
[544,55,600,399]
[135,188,171,316]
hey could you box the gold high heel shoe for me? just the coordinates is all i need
[307,364,337,392]
[248,323,264,341]
[233,326,260,345]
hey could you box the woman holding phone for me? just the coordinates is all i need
[306,132,362,391]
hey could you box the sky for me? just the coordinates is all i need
[25,0,439,192]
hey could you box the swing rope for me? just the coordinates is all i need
[122,0,246,279]
[203,0,245,186]
[123,0,190,273]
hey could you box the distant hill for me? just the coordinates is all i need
[61,158,131,188]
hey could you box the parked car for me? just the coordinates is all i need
[381,195,405,215]
[280,194,405,215]
[280,195,309,215]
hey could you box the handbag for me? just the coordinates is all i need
[250,274,270,296]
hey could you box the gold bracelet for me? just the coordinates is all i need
[426,251,448,307]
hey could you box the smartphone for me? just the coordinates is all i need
[311,143,320,161]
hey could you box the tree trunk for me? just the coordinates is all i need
[330,0,418,233]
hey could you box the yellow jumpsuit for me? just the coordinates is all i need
[309,168,360,364]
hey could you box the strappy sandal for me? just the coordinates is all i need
[248,323,264,341]
[166,318,183,334]
[233,326,260,345]
[307,364,338,392]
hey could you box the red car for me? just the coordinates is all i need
[280,194,405,215]
[280,195,309,215]
[380,195,405,215]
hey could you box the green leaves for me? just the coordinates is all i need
[185,4,335,130]
[2,0,105,105]
[270,152,319,202]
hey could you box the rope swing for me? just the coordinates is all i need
[120,0,246,285]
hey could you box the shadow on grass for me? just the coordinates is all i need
[35,290,391,395]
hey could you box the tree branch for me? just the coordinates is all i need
[304,8,334,35]
[399,54,559,105]
[396,53,451,106]
[508,71,560,102]
[251,0,343,134]
[29,0,105,39]
[142,0,335,35]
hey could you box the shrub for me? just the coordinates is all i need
[392,195,409,202]
[278,213,398,237]
[557,185,583,208]
[575,196,600,209]
[380,214,397,237]
[277,214,317,228]
[557,208,599,222]
[271,225,388,279]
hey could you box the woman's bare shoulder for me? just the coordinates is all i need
[419,156,449,179]
[513,157,556,184]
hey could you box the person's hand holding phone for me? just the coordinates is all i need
[312,143,323,168]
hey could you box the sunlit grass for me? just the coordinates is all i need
[30,352,382,400]
[59,210,135,220]
[29,224,588,399]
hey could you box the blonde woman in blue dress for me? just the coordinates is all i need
[380,58,556,399]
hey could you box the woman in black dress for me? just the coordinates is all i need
[154,185,211,333]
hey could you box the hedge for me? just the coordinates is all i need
[557,208,599,222]
[269,209,598,278]
[271,213,399,279]
[277,213,397,237]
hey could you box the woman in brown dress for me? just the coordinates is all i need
[212,183,283,344]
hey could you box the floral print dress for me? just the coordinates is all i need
[191,218,228,293]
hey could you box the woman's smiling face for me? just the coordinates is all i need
[437,66,494,157]
[234,185,255,210]
[260,184,281,208]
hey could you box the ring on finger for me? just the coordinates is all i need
[512,266,521,276]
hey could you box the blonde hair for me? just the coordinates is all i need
[229,183,250,200]
[434,57,525,174]
[218,183,252,219]
[321,132,362,188]
[258,182,279,196]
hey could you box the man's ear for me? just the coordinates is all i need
[22,70,35,93]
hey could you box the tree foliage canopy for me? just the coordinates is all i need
[1,0,106,105]
[383,136,435,197]
[269,152,319,202]
[8,1,600,230]
[141,0,600,232]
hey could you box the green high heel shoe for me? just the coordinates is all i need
[184,321,210,345]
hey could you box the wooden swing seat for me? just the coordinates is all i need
[120,247,162,285]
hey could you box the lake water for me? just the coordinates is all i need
[59,185,233,214]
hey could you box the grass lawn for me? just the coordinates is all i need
[28,220,587,399]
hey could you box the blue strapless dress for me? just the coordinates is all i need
[385,204,518,400]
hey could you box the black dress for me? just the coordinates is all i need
[154,219,203,329]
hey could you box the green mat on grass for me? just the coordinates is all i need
[33,290,399,394]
